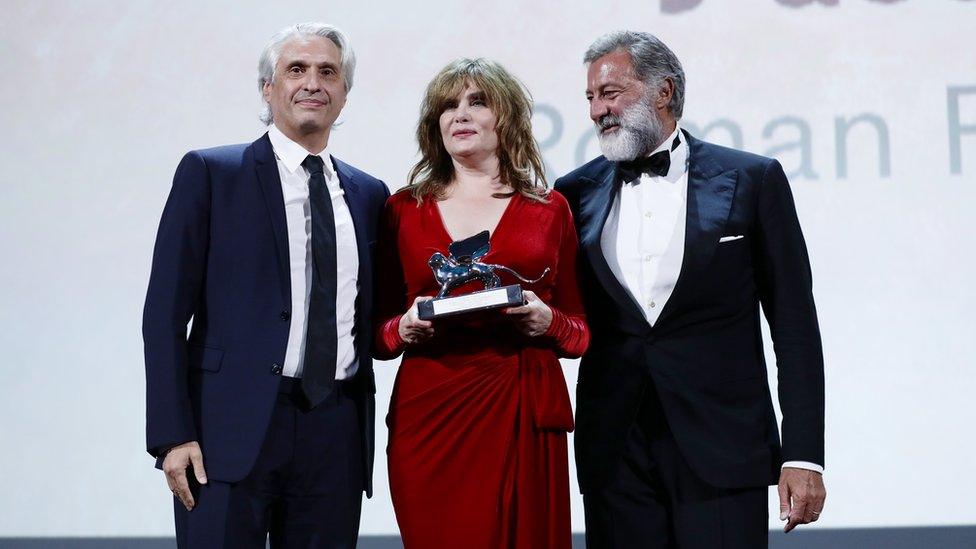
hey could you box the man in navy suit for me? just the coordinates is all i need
[556,31,827,547]
[143,22,388,548]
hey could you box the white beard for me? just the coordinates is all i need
[596,99,666,162]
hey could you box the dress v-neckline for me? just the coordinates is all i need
[433,194,518,246]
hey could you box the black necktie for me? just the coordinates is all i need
[618,133,681,183]
[301,154,338,408]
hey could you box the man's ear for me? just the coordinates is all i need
[657,77,675,110]
[262,80,272,103]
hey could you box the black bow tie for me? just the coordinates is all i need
[618,134,681,183]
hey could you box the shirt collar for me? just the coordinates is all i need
[267,123,336,182]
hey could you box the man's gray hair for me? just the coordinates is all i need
[584,31,685,120]
[257,22,357,125]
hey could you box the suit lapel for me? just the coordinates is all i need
[253,133,290,304]
[578,165,648,328]
[331,157,370,274]
[332,157,373,366]
[655,131,738,326]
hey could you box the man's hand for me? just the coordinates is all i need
[504,290,553,337]
[778,467,826,533]
[162,441,208,511]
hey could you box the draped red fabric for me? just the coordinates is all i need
[374,190,589,548]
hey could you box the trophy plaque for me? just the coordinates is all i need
[417,230,550,321]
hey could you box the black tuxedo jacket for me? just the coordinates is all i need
[143,133,388,496]
[555,130,824,492]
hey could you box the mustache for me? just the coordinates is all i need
[294,93,329,103]
[596,114,621,131]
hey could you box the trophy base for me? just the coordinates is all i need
[417,285,524,320]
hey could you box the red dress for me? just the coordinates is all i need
[375,190,589,548]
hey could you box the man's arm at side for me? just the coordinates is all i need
[143,151,212,458]
[754,158,826,531]
[755,158,825,466]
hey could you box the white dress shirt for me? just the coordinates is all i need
[601,126,823,475]
[601,126,687,327]
[268,124,359,380]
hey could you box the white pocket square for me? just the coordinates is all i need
[719,235,745,243]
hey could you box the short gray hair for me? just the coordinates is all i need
[257,22,357,125]
[584,31,685,119]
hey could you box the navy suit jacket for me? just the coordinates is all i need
[555,130,825,492]
[143,133,388,496]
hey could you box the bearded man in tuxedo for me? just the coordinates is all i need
[555,31,826,548]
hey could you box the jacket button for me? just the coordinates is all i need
[271,363,282,375]
[280,310,291,321]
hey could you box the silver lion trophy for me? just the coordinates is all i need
[417,230,550,320]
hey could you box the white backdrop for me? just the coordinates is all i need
[1,0,974,537]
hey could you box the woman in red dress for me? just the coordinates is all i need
[374,58,589,548]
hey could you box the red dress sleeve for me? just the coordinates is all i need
[541,192,590,358]
[373,195,408,360]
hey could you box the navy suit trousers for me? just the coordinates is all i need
[174,378,363,548]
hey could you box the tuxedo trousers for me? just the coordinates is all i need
[582,378,768,549]
[174,377,363,549]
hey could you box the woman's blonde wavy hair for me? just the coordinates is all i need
[405,58,548,203]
